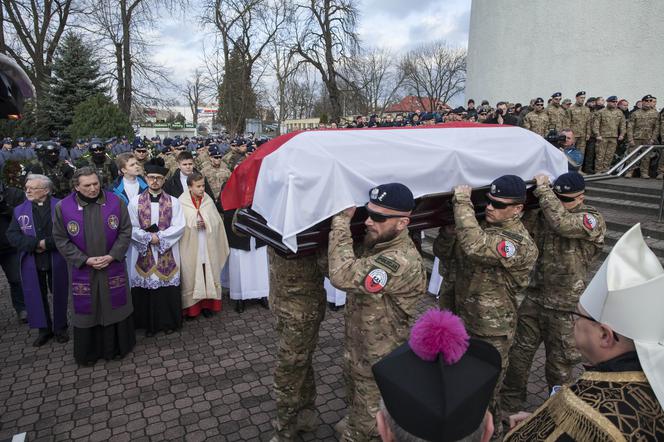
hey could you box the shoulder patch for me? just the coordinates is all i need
[497,240,517,258]
[583,214,597,230]
[501,230,525,243]
[375,255,400,273]
[364,268,388,293]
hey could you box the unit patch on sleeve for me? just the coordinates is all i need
[497,240,517,258]
[583,214,597,230]
[364,268,388,293]
[375,255,400,273]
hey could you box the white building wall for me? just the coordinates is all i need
[466,0,664,106]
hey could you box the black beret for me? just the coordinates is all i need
[553,172,585,194]
[551,92,562,98]
[208,145,221,156]
[642,94,655,101]
[606,96,618,102]
[488,175,526,201]
[576,91,586,97]
[144,157,169,176]
[373,335,501,441]
[369,183,414,212]
[534,98,544,105]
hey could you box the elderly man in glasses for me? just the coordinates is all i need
[326,183,427,442]
[502,172,605,418]
[433,174,539,439]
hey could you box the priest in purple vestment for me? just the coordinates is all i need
[53,167,135,365]
[6,174,69,347]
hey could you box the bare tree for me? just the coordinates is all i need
[400,42,466,111]
[0,0,75,98]
[292,0,360,122]
[344,48,404,116]
[184,69,211,126]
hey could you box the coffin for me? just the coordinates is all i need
[221,122,568,257]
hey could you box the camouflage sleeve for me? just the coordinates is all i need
[592,111,601,137]
[453,193,524,268]
[619,113,627,137]
[432,227,455,262]
[523,114,532,131]
[534,184,604,240]
[328,212,413,295]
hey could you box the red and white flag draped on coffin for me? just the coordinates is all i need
[222,122,568,252]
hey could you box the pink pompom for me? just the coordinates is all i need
[408,309,470,365]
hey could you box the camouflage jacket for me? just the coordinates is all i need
[25,159,75,198]
[449,193,538,337]
[627,108,660,143]
[546,103,568,132]
[328,212,427,376]
[566,103,592,138]
[83,157,117,190]
[222,150,246,170]
[194,150,210,171]
[592,107,626,138]
[524,110,550,136]
[523,185,605,311]
[201,163,232,200]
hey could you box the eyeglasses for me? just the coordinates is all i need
[365,206,408,223]
[486,195,522,209]
[146,176,165,181]
[570,310,619,341]
[555,193,578,203]
[135,149,148,153]
[211,156,223,159]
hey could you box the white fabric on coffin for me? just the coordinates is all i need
[251,126,568,252]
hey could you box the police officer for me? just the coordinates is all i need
[328,183,427,442]
[546,92,568,132]
[0,137,14,169]
[77,138,117,189]
[593,96,626,173]
[269,248,327,442]
[567,91,591,154]
[131,138,150,176]
[433,175,538,439]
[200,145,231,201]
[501,172,605,416]
[111,135,132,155]
[26,142,75,198]
[523,98,550,136]
[69,139,88,162]
[626,94,660,178]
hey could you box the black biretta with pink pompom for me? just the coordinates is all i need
[372,309,502,442]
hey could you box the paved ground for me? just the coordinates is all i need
[0,274,553,442]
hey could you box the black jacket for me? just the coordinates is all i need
[0,184,26,253]
[163,169,215,200]
[6,199,57,270]
[485,113,518,126]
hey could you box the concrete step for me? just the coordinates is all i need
[586,178,663,196]
[585,187,660,205]
[582,195,660,217]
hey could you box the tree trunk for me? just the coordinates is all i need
[115,43,125,108]
[120,0,133,116]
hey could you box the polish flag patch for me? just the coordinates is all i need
[497,240,517,258]
[364,268,388,293]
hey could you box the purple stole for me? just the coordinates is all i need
[14,199,68,330]
[59,191,127,314]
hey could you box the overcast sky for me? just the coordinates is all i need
[150,0,471,96]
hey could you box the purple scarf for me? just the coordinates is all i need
[14,198,68,330]
[59,191,127,314]
[135,190,178,279]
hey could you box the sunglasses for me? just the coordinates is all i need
[486,195,522,209]
[212,155,223,159]
[570,310,619,341]
[555,193,578,203]
[135,149,147,153]
[365,206,407,223]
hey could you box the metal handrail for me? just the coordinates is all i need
[583,144,664,222]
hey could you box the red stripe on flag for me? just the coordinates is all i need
[220,121,508,210]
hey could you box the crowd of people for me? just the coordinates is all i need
[0,92,663,441]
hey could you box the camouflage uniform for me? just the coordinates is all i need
[201,162,232,200]
[501,184,605,414]
[222,150,246,170]
[592,107,626,173]
[26,159,75,198]
[161,153,178,179]
[567,103,592,153]
[435,192,538,439]
[523,109,550,136]
[626,107,660,176]
[659,111,664,178]
[328,212,426,442]
[269,248,327,441]
[194,149,210,171]
[87,157,117,190]
[546,103,568,132]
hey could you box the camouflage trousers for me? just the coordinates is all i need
[501,296,580,414]
[594,137,618,173]
[341,366,381,442]
[269,250,326,440]
[627,139,652,176]
[471,333,514,442]
[575,134,587,154]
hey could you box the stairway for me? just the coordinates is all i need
[420,177,664,275]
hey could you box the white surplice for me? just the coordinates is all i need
[229,237,270,301]
[127,193,185,289]
[324,277,346,307]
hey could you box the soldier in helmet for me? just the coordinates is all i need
[26,142,75,198]
[75,139,118,190]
